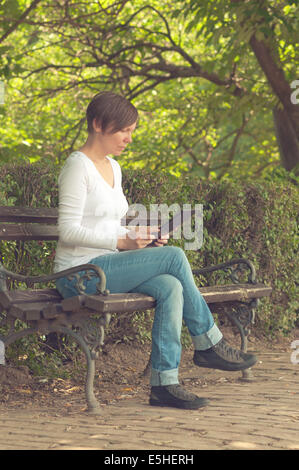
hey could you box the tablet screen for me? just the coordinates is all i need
[159,209,194,238]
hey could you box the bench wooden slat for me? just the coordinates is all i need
[0,206,152,224]
[0,223,59,240]
[9,301,64,321]
[0,224,151,241]
[0,206,58,224]
[63,283,272,314]
[62,292,157,313]
[4,288,61,304]
[0,222,151,241]
[60,295,87,312]
[1,289,61,310]
[2,283,272,320]
[0,289,62,317]
[198,283,272,303]
[42,303,64,319]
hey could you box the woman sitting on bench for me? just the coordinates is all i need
[54,91,257,410]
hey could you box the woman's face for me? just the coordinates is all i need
[95,120,137,156]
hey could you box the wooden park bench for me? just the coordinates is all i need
[0,205,272,414]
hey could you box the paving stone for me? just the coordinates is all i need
[0,351,298,450]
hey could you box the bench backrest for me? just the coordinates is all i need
[0,206,153,241]
[0,206,59,241]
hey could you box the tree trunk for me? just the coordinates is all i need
[249,34,299,172]
[273,106,299,173]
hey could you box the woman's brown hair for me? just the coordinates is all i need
[86,91,138,134]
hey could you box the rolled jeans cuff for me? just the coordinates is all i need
[191,323,223,351]
[150,367,179,386]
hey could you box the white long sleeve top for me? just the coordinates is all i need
[54,151,129,273]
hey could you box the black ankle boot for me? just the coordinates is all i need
[150,384,209,410]
[193,338,257,371]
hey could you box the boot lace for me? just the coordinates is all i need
[167,384,198,401]
[213,338,242,361]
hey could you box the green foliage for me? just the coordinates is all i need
[0,0,298,376]
[123,166,299,336]
[0,163,59,280]
[0,0,298,177]
[1,162,297,343]
[4,330,73,379]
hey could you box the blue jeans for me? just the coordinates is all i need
[56,246,222,386]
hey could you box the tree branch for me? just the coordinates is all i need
[217,114,250,179]
[0,0,43,44]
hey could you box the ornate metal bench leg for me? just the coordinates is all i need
[225,300,258,382]
[1,310,110,414]
[141,353,152,378]
[2,324,101,411]
[60,314,111,414]
[3,326,39,348]
[54,324,102,414]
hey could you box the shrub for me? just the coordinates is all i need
[0,162,298,364]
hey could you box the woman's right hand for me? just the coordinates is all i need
[117,227,166,250]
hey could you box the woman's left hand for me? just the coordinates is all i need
[153,237,169,247]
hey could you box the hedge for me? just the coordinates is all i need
[0,162,298,340]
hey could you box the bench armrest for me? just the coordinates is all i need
[192,258,257,285]
[0,262,108,295]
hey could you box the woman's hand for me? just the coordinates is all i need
[117,227,169,250]
[151,238,169,247]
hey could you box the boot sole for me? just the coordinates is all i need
[149,397,209,410]
[194,355,257,372]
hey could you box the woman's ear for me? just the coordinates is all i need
[92,118,103,134]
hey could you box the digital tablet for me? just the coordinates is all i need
[148,209,195,245]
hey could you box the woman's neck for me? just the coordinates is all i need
[79,134,107,163]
